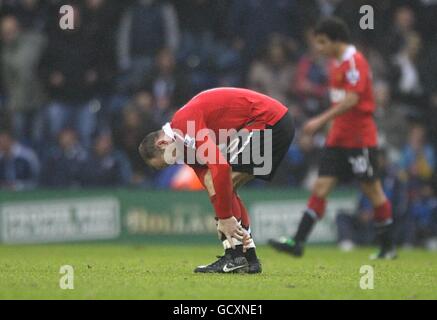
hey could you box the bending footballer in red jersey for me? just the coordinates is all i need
[169,87,288,219]
[139,87,294,273]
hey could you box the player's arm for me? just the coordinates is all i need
[202,139,246,247]
[188,118,234,220]
[320,91,359,120]
[303,91,359,135]
[191,122,245,247]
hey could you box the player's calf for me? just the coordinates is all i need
[360,180,397,259]
[241,228,262,274]
[371,200,397,260]
[269,194,327,257]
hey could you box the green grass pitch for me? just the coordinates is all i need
[0,244,436,299]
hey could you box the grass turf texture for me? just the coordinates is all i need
[0,244,436,299]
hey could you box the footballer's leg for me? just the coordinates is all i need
[194,170,253,273]
[360,179,397,259]
[269,176,337,257]
[231,172,262,273]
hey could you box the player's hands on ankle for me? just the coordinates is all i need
[217,228,251,253]
[217,216,245,249]
[242,232,251,253]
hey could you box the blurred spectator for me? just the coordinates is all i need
[281,133,318,187]
[1,14,46,141]
[385,5,417,56]
[398,123,436,248]
[390,32,427,115]
[375,81,409,151]
[0,129,40,190]
[6,0,48,32]
[41,128,87,187]
[247,35,295,106]
[403,182,437,249]
[173,0,241,87]
[227,0,302,68]
[174,0,225,58]
[358,41,389,86]
[292,28,329,119]
[315,0,341,18]
[371,44,408,150]
[133,89,157,121]
[421,33,437,151]
[416,0,437,44]
[112,93,159,185]
[39,3,108,147]
[173,0,229,37]
[81,0,121,95]
[81,132,132,187]
[145,48,189,117]
[116,0,179,93]
[111,89,157,129]
[336,206,375,252]
[400,123,435,184]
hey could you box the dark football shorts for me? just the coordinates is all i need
[229,111,295,181]
[318,147,380,182]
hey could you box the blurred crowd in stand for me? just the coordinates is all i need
[0,0,436,248]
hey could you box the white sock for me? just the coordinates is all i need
[222,235,256,250]
[222,238,243,249]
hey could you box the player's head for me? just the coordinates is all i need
[314,17,350,57]
[138,130,175,170]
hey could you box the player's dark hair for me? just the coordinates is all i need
[314,17,350,42]
[139,130,162,163]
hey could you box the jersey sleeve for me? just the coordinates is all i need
[171,106,234,220]
[343,55,369,95]
[195,118,233,219]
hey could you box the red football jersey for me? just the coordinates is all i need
[326,45,378,148]
[166,87,288,219]
[170,87,287,136]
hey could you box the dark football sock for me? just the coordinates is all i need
[294,210,317,243]
[244,247,258,263]
[225,245,245,258]
[375,222,395,252]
